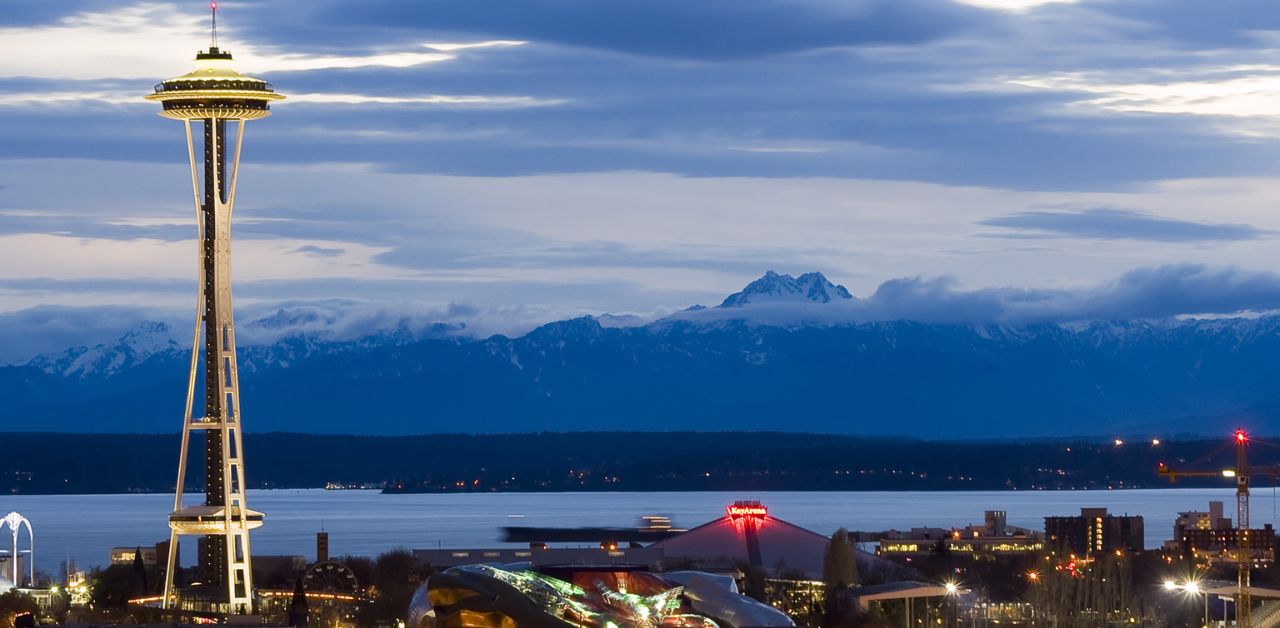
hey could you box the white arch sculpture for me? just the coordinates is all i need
[1,512,33,587]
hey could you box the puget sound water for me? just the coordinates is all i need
[1,488,1266,575]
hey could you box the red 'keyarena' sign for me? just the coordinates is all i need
[725,503,768,519]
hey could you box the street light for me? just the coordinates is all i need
[943,581,960,628]
[1163,579,1208,627]
[1182,583,1203,626]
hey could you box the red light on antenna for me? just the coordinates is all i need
[1237,430,1248,443]
[211,1,217,9]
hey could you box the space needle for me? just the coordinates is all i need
[146,2,283,615]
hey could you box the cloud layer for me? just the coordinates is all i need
[11,0,1280,186]
[981,208,1270,242]
[12,264,1280,366]
[662,264,1280,327]
[863,264,1280,323]
[6,1,1280,348]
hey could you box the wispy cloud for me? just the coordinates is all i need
[0,304,179,364]
[726,145,829,154]
[0,295,666,364]
[286,93,565,107]
[865,264,1280,323]
[291,245,344,258]
[244,41,521,72]
[243,50,454,73]
[980,208,1271,242]
[0,91,139,107]
[1007,66,1280,134]
[0,3,524,80]
[0,91,561,109]
[310,0,973,60]
[424,41,527,52]
[953,0,1079,12]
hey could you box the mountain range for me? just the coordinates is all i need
[8,270,1280,437]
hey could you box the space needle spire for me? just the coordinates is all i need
[145,4,284,616]
[210,2,219,49]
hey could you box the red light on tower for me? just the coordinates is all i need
[1237,430,1248,443]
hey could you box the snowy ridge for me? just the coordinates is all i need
[23,270,1280,382]
[15,271,1280,435]
[30,321,181,378]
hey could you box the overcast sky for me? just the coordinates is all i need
[7,0,1280,357]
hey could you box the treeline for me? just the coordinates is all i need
[0,431,1263,494]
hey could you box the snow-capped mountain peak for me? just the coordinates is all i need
[32,320,181,378]
[719,271,855,308]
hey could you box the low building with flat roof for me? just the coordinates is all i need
[877,510,1045,559]
[110,546,158,566]
[1175,525,1275,565]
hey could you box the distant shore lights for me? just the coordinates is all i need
[1,512,33,587]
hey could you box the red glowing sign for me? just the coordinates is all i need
[726,501,768,533]
[726,502,768,519]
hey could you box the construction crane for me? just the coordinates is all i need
[1158,429,1280,627]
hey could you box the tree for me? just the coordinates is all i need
[43,589,70,625]
[823,529,862,628]
[930,538,951,558]
[338,555,375,589]
[288,578,309,627]
[0,591,38,628]
[90,564,145,608]
[736,562,767,602]
[132,547,149,594]
[367,549,421,623]
[824,528,859,589]
[1028,551,1139,627]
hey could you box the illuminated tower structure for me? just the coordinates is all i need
[1,512,33,587]
[146,4,283,615]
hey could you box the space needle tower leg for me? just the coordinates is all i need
[147,4,282,616]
